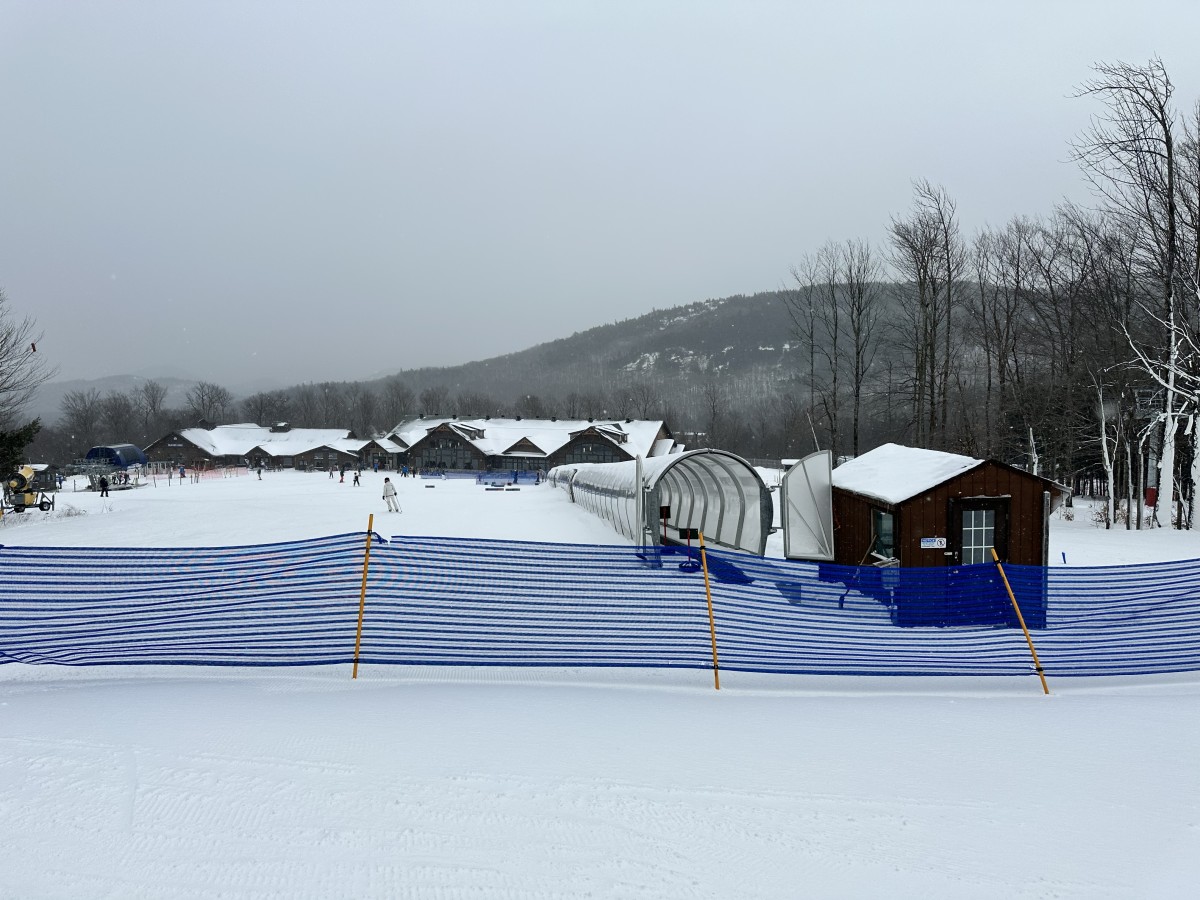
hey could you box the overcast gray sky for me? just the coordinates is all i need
[3,0,1199,388]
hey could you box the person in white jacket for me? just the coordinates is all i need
[382,477,400,512]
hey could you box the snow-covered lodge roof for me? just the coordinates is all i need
[832,443,984,505]
[362,436,405,455]
[388,417,680,462]
[153,424,363,460]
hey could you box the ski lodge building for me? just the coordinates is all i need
[386,417,681,473]
[142,418,679,472]
[143,423,376,470]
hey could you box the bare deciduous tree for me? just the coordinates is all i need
[315,382,344,428]
[241,389,290,426]
[133,380,169,438]
[889,180,966,449]
[450,391,494,418]
[1074,58,1190,527]
[380,378,415,429]
[100,391,137,441]
[0,288,58,431]
[60,388,103,455]
[286,384,314,427]
[419,385,451,416]
[626,380,662,420]
[343,383,377,435]
[186,381,233,424]
[841,239,884,456]
[700,378,726,449]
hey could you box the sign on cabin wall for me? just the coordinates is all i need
[920,537,947,550]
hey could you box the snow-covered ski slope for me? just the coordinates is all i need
[1,470,1197,899]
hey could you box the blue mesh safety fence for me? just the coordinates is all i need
[1,534,1198,676]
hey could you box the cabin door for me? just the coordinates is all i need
[947,497,1010,565]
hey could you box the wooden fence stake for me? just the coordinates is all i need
[698,532,720,691]
[352,514,375,679]
[991,548,1050,695]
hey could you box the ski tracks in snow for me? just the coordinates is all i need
[1,734,1115,900]
[1,673,1190,899]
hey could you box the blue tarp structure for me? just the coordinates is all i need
[84,444,148,469]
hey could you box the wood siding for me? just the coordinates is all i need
[407,426,488,470]
[547,432,635,469]
[142,433,213,467]
[831,489,888,566]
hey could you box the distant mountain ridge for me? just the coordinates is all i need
[376,291,802,401]
[30,290,816,424]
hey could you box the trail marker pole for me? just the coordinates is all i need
[991,548,1049,695]
[352,514,375,679]
[698,531,720,691]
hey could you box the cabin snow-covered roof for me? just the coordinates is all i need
[832,443,984,506]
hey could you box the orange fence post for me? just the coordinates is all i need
[991,548,1049,695]
[352,514,375,679]
[698,531,720,691]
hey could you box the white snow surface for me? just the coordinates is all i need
[1,470,1197,899]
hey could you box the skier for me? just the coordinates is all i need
[382,477,400,512]
[352,471,360,487]
[98,475,109,497]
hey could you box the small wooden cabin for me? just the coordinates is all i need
[830,443,1068,569]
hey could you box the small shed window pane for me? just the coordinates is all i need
[961,509,995,564]
[872,509,895,559]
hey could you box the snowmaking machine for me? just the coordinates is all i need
[2,465,55,514]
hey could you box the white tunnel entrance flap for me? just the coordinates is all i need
[781,450,834,560]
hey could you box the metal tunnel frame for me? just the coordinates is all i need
[548,449,773,556]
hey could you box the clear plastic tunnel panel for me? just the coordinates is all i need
[549,449,773,556]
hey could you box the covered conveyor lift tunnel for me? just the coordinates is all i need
[549,449,776,557]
